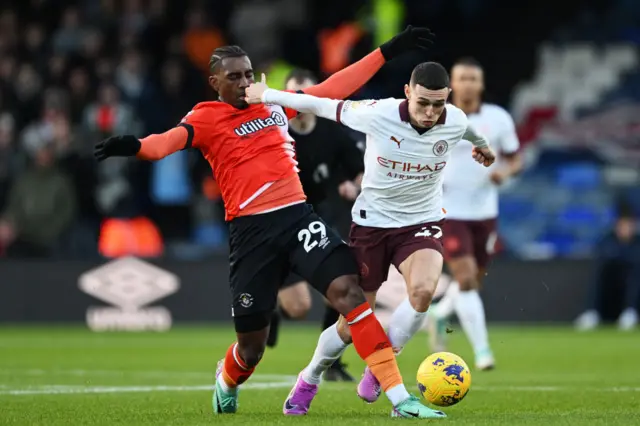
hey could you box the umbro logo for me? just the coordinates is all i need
[390,136,404,148]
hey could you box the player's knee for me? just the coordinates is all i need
[326,275,366,316]
[457,276,479,291]
[452,266,478,291]
[282,298,311,320]
[408,279,436,312]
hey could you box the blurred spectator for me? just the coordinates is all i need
[68,68,93,124]
[120,0,149,37]
[46,54,68,87]
[81,29,106,63]
[14,63,43,127]
[53,7,87,54]
[115,49,153,108]
[0,10,19,53]
[182,7,225,73]
[574,202,640,331]
[0,138,77,258]
[21,23,47,71]
[83,83,138,137]
[0,113,17,210]
[229,0,280,67]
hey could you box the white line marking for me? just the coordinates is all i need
[1,382,639,397]
[0,369,295,381]
[0,381,296,396]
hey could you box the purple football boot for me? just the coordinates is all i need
[357,367,382,403]
[283,373,318,415]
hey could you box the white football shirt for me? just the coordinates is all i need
[337,99,486,228]
[442,103,520,220]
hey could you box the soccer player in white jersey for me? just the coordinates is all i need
[245,61,496,414]
[428,57,522,370]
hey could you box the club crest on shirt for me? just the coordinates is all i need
[433,140,448,156]
[348,100,377,110]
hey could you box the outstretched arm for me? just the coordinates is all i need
[302,49,385,100]
[263,89,341,121]
[301,26,435,100]
[250,84,376,134]
[137,126,192,160]
[94,125,193,162]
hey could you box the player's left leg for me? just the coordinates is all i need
[215,317,271,414]
[357,222,445,404]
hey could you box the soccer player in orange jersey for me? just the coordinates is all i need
[94,27,447,419]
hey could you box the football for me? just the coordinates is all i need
[416,352,472,407]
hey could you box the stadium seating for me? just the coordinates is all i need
[511,44,639,122]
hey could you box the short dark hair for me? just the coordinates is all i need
[410,62,450,90]
[453,56,483,69]
[209,45,248,73]
[285,68,317,85]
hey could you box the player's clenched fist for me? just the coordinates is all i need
[471,146,496,167]
[245,73,269,104]
[94,135,141,161]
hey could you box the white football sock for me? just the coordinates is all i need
[386,384,411,406]
[454,290,490,355]
[388,298,428,353]
[301,323,348,384]
[432,281,459,319]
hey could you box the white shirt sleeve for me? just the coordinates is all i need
[261,89,379,134]
[335,100,379,134]
[497,113,520,154]
[462,124,489,148]
[262,89,340,121]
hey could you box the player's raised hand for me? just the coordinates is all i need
[245,73,269,104]
[379,25,435,61]
[471,146,496,167]
[94,135,141,161]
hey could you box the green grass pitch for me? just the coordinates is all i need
[0,325,639,425]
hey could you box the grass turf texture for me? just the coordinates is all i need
[0,325,639,425]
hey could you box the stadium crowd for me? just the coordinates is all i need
[0,0,363,259]
[0,0,636,262]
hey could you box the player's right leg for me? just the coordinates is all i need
[214,213,289,414]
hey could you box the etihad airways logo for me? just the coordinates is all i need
[377,157,447,173]
[234,111,286,136]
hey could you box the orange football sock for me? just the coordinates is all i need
[346,302,403,391]
[221,343,255,388]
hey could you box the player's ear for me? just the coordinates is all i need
[209,75,220,93]
[404,84,411,100]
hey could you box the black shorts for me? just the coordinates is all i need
[280,198,353,289]
[229,203,358,317]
